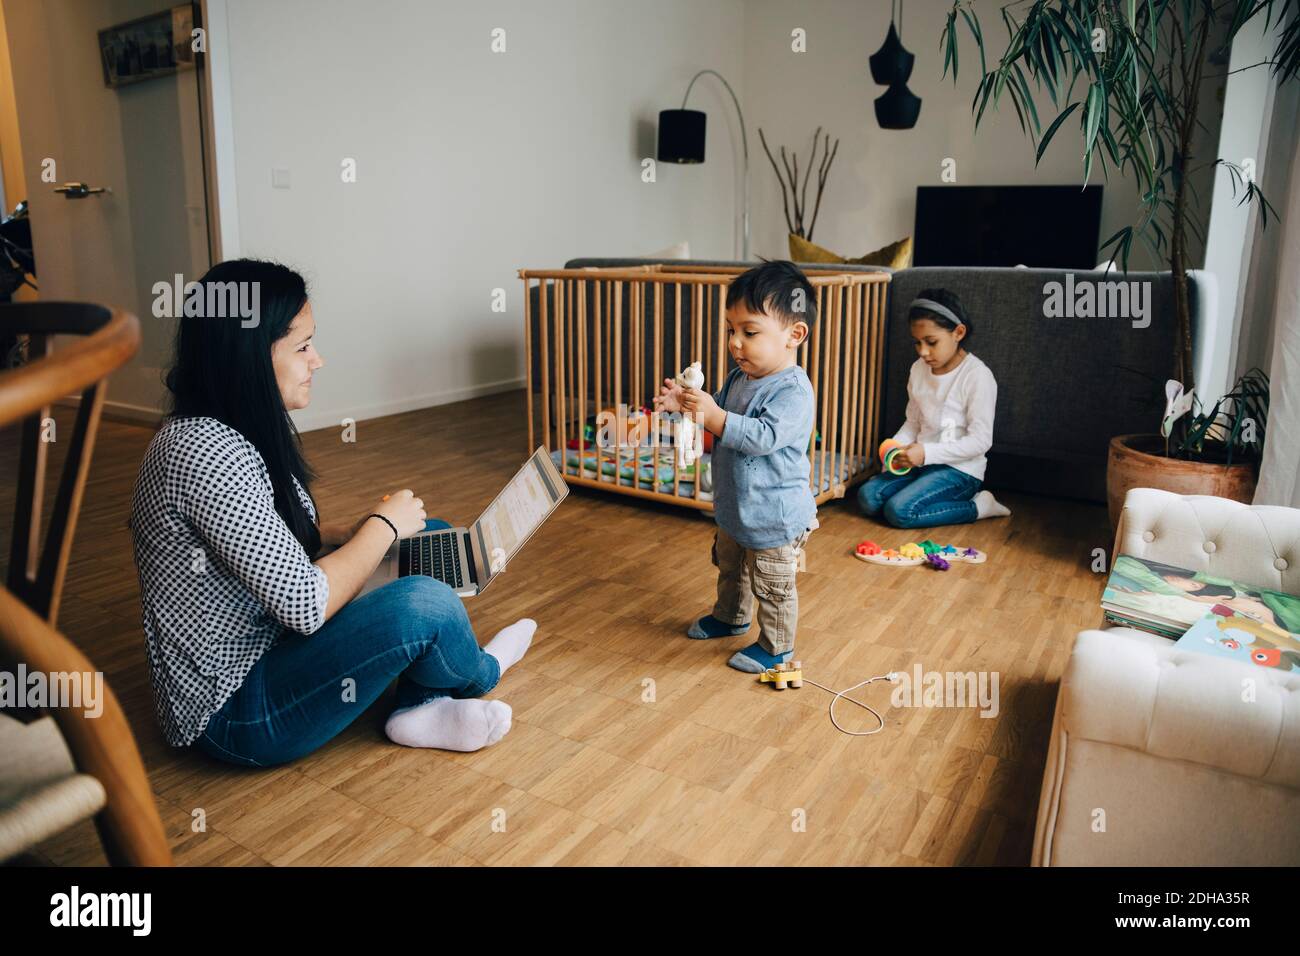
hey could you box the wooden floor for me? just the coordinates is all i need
[2,390,1109,866]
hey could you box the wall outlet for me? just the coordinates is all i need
[272,168,291,189]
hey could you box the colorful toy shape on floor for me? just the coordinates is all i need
[854,539,987,568]
[878,438,911,475]
[759,660,803,690]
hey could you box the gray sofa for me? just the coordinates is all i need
[884,266,1190,502]
[527,258,1190,502]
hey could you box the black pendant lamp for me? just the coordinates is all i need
[870,0,921,129]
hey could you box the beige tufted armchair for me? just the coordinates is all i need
[1032,487,1300,866]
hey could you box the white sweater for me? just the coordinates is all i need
[892,353,997,481]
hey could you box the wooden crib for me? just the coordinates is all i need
[518,264,890,512]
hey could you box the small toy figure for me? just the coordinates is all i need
[676,361,705,468]
[759,660,803,690]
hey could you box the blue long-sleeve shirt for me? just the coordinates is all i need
[711,364,817,550]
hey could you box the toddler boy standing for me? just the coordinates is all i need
[654,261,818,672]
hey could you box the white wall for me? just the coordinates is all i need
[740,0,1223,269]
[215,0,746,433]
[1199,15,1281,400]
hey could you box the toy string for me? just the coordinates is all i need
[761,669,894,736]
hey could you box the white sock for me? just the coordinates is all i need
[974,490,1012,519]
[384,697,512,752]
[485,618,536,675]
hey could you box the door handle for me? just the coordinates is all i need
[53,182,110,199]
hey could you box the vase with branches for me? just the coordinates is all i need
[758,126,840,241]
[940,0,1298,444]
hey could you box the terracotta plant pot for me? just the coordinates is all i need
[1106,434,1258,529]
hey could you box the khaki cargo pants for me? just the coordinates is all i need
[710,521,816,656]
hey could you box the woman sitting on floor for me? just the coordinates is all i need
[130,259,534,767]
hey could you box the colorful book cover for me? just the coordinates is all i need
[1174,605,1300,674]
[1101,554,1300,638]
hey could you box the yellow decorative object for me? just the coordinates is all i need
[899,543,925,559]
[789,233,913,269]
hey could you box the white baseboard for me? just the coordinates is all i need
[290,376,526,433]
[52,395,165,427]
[53,377,527,434]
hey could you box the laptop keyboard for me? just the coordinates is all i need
[398,532,465,590]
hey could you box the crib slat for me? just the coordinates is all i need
[808,286,823,493]
[714,283,724,395]
[540,279,550,456]
[673,283,682,498]
[866,280,882,467]
[862,281,878,471]
[557,279,567,467]
[524,276,534,455]
[579,279,588,472]
[614,280,623,484]
[593,280,603,483]
[828,281,842,499]
[845,281,862,489]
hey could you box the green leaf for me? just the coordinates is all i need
[1036,101,1081,164]
[960,6,986,77]
[1082,84,1105,182]
[1012,62,1041,133]
[943,9,956,79]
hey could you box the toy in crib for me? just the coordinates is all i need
[676,361,705,469]
[878,438,912,475]
[759,660,803,690]
[854,539,987,568]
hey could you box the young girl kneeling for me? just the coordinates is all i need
[859,289,1010,528]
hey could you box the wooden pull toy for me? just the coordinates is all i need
[759,660,803,690]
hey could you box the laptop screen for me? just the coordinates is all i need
[472,448,564,576]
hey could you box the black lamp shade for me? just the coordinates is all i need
[869,22,914,85]
[657,109,706,163]
[875,82,922,130]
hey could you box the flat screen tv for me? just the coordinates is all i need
[913,185,1103,268]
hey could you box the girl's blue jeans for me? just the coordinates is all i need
[858,464,982,528]
[194,519,500,767]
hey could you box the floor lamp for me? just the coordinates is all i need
[657,69,750,261]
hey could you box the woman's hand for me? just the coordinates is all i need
[653,377,684,414]
[898,443,926,468]
[369,489,427,539]
[681,389,725,437]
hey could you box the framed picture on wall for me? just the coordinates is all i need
[98,4,196,89]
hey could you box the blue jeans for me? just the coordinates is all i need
[194,519,500,767]
[857,464,982,528]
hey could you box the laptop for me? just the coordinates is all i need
[359,446,567,599]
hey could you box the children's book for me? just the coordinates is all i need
[1101,553,1300,639]
[1174,605,1300,674]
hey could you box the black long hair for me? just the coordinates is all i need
[164,259,321,557]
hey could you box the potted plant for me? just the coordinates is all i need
[1107,368,1269,526]
[941,1,1297,504]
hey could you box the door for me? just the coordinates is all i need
[1,0,212,417]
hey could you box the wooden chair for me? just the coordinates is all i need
[0,302,172,865]
[3,303,140,627]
